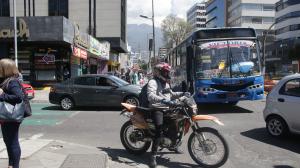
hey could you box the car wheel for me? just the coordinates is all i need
[124,96,139,106]
[266,116,288,137]
[60,97,74,110]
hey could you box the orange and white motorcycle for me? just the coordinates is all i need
[120,95,229,168]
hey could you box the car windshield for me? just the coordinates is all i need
[110,76,129,86]
[196,40,261,79]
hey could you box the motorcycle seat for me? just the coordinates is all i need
[136,107,154,113]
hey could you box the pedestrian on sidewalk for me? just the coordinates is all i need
[0,59,25,168]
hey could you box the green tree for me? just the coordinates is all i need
[140,63,148,71]
[161,15,192,48]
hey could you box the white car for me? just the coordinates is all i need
[263,73,300,137]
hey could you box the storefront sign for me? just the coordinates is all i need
[89,37,101,56]
[100,41,110,60]
[74,24,89,49]
[73,46,87,60]
[0,19,29,39]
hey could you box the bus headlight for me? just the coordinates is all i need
[199,87,216,94]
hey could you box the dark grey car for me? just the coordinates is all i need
[49,74,141,110]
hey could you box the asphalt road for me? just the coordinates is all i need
[9,101,300,168]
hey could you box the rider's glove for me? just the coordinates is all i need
[183,92,191,97]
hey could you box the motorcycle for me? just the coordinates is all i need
[120,95,229,168]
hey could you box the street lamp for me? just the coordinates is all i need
[139,0,156,63]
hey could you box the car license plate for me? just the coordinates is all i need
[27,93,33,97]
[227,92,237,97]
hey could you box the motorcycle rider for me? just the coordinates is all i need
[147,62,189,168]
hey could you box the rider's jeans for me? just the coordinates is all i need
[151,111,163,154]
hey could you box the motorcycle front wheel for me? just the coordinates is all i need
[188,127,229,168]
[120,121,151,155]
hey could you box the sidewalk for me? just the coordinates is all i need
[0,138,108,168]
[2,89,109,168]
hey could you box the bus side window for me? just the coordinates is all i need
[187,46,194,81]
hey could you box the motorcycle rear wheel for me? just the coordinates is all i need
[188,127,229,168]
[120,121,151,155]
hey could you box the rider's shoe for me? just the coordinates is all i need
[169,142,184,154]
[150,154,158,168]
[169,146,184,154]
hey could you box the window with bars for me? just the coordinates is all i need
[48,0,68,18]
[0,0,10,16]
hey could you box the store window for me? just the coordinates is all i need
[0,0,10,16]
[49,0,68,18]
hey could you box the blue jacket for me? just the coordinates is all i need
[0,78,24,105]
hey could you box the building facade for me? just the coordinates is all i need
[227,0,277,36]
[266,0,300,76]
[0,0,126,86]
[206,0,227,28]
[187,2,206,32]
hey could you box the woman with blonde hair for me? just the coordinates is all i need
[0,59,24,168]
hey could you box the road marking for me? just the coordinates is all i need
[29,133,44,140]
[56,111,80,125]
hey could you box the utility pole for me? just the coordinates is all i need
[13,0,18,67]
[152,0,155,62]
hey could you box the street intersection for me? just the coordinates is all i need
[2,101,300,168]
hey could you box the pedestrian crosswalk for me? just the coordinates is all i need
[22,103,76,126]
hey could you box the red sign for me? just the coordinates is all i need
[80,49,87,59]
[73,47,87,60]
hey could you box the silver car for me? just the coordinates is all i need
[263,73,300,137]
[49,74,141,110]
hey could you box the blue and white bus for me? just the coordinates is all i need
[167,28,264,105]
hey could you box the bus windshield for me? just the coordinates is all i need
[196,40,261,79]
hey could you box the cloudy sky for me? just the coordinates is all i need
[127,0,206,27]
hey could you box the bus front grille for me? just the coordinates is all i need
[212,82,254,91]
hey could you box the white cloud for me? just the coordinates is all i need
[127,0,205,27]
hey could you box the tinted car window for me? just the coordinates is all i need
[74,77,96,86]
[110,76,129,86]
[96,77,115,87]
[280,78,300,97]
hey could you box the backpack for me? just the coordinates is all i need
[138,79,158,108]
[139,83,150,108]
